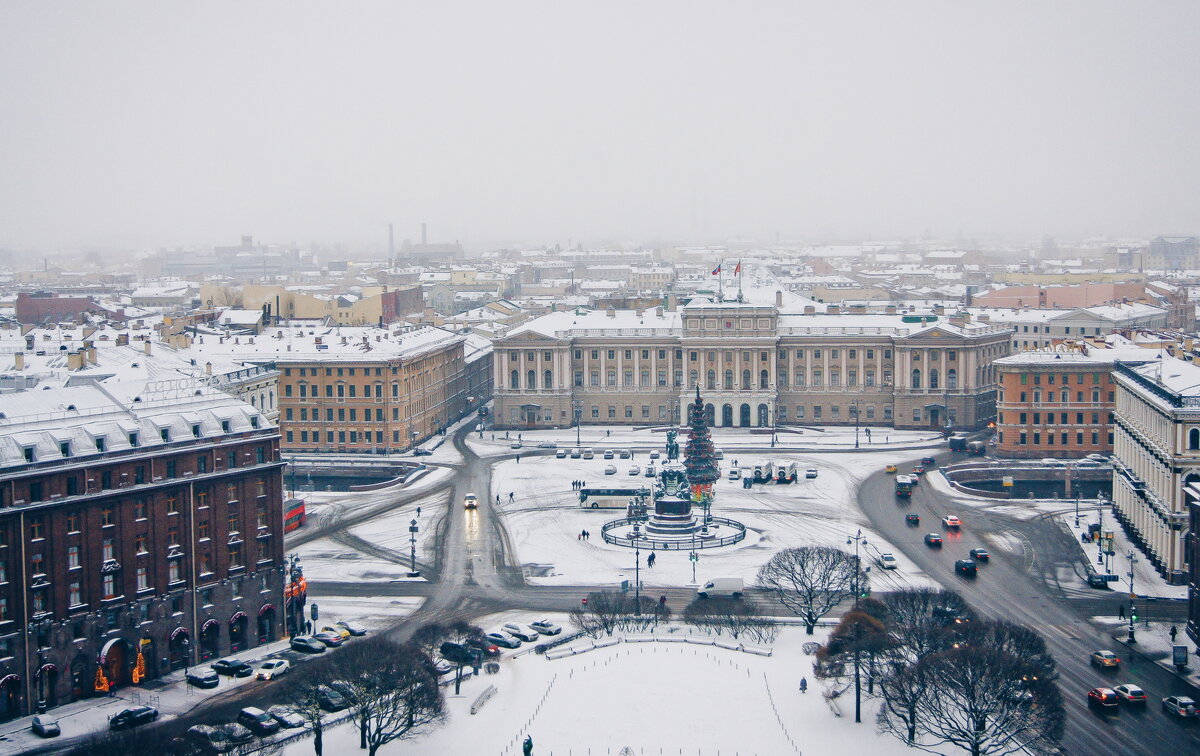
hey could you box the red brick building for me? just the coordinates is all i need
[0,381,284,720]
[14,292,117,325]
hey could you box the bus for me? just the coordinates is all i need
[284,498,307,532]
[894,475,915,497]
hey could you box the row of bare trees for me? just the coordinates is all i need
[571,590,777,644]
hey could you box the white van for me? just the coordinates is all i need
[696,578,744,599]
[582,448,595,459]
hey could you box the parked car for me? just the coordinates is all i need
[313,630,345,647]
[876,553,898,569]
[569,448,582,458]
[728,469,741,480]
[618,450,631,459]
[222,723,254,746]
[432,659,455,676]
[969,548,990,561]
[942,515,961,529]
[321,624,351,641]
[924,533,943,547]
[256,659,290,680]
[110,706,159,731]
[555,449,567,459]
[649,451,661,460]
[290,636,327,654]
[604,465,617,475]
[485,631,522,649]
[582,448,594,459]
[1090,649,1120,668]
[1162,695,1198,718]
[413,448,433,456]
[237,706,281,736]
[185,724,232,752]
[439,641,482,666]
[905,513,920,525]
[645,466,656,477]
[464,493,478,509]
[603,450,615,459]
[336,620,368,637]
[186,667,220,688]
[628,466,641,475]
[1041,458,1064,467]
[30,715,60,738]
[316,685,350,712]
[805,469,818,479]
[954,559,977,577]
[537,441,557,449]
[510,441,522,449]
[466,636,501,657]
[267,705,306,729]
[1113,684,1146,703]
[1088,687,1120,709]
[714,449,724,459]
[530,619,563,635]
[212,658,254,677]
[502,623,541,642]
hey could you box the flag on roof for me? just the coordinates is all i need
[711,264,721,275]
[734,261,742,275]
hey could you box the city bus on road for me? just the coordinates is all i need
[894,475,915,497]
[284,498,307,532]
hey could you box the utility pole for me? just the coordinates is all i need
[408,519,421,577]
[1125,550,1137,643]
[853,399,860,449]
[632,522,641,614]
[573,401,582,448]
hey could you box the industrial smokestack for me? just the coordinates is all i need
[388,222,394,262]
[421,222,427,246]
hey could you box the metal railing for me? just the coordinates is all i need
[600,516,747,550]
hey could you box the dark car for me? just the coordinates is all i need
[466,636,501,658]
[954,559,977,577]
[969,548,990,561]
[186,667,220,688]
[413,448,433,456]
[932,606,970,625]
[1088,687,1120,709]
[110,706,159,731]
[237,706,280,737]
[924,533,943,547]
[905,513,920,526]
[440,641,483,666]
[212,658,254,677]
[291,636,326,653]
[921,457,936,467]
[316,685,349,712]
[313,630,345,647]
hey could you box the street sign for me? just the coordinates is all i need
[1173,645,1190,668]
[620,579,630,593]
[1002,476,1014,487]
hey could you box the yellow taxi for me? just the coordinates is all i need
[321,625,351,641]
[884,464,898,474]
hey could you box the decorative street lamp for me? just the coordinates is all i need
[847,529,868,606]
[408,519,421,577]
[632,521,642,614]
[573,400,582,448]
[1125,550,1137,643]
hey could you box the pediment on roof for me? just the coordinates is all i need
[900,326,962,342]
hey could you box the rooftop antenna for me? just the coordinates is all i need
[736,259,744,303]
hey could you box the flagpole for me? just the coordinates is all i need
[718,259,723,301]
[737,260,744,303]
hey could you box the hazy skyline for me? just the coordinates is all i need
[2,1,1198,251]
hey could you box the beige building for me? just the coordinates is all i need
[200,284,422,325]
[493,298,1010,431]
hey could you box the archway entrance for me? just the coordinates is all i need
[721,404,733,427]
[757,404,769,427]
[200,620,220,661]
[34,664,58,709]
[229,612,248,653]
[70,653,88,701]
[169,628,191,671]
[0,675,19,721]
[99,638,131,690]
[257,606,276,644]
[739,404,751,427]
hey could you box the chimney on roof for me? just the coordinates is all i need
[655,306,663,318]
[803,305,816,315]
[143,340,151,356]
[635,307,644,317]
[205,361,212,375]
[933,304,945,315]
[885,305,897,315]
[67,351,84,371]
[826,304,840,315]
[14,352,24,371]
[775,290,783,308]
[607,308,616,318]
[86,346,97,364]
[666,294,677,312]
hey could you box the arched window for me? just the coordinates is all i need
[760,370,769,389]
[1190,428,1200,450]
[510,370,519,389]
[544,370,553,388]
[689,369,699,387]
[947,369,958,389]
[911,369,921,389]
[707,370,716,390]
[742,370,751,390]
[929,370,939,389]
[724,370,733,389]
[527,370,536,388]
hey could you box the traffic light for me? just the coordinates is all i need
[1130,606,1138,623]
[689,552,698,563]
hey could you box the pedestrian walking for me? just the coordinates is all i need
[1118,604,1125,620]
[496,494,501,505]
[416,506,421,517]
[1170,625,1178,642]
[607,429,611,437]
[516,454,521,464]
[799,677,808,693]
[509,492,515,502]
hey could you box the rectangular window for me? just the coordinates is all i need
[169,559,181,583]
[102,573,115,599]
[136,566,149,591]
[69,582,82,607]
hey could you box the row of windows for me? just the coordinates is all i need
[1017,372,1104,385]
[1011,390,1112,403]
[286,430,392,445]
[285,366,392,377]
[24,419,247,463]
[1008,431,1112,446]
[286,407,388,422]
[286,382,393,398]
[1003,412,1110,425]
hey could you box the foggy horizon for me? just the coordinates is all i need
[2,1,1198,251]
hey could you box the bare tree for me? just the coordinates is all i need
[682,597,777,644]
[357,645,445,756]
[880,588,973,666]
[814,608,891,723]
[877,657,932,746]
[619,595,673,633]
[569,590,629,637]
[756,546,865,634]
[288,677,333,756]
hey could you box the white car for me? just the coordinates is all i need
[876,553,898,570]
[628,466,641,475]
[256,659,290,680]
[537,441,557,449]
[511,441,522,449]
[501,623,540,642]
[464,493,478,509]
[728,469,741,480]
[805,469,818,479]
[529,619,562,635]
[604,464,617,475]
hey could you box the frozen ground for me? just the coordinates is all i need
[284,612,944,756]
[492,451,937,591]
[1059,514,1187,600]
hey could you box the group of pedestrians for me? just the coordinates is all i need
[646,552,656,568]
[578,530,592,540]
[571,480,588,490]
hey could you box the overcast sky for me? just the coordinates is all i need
[1,1,1197,251]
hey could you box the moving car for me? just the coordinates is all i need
[942,515,961,529]
[237,706,281,736]
[697,577,744,599]
[905,513,920,525]
[530,619,563,635]
[649,451,661,460]
[316,685,350,712]
[290,636,327,654]
[502,623,541,642]
[256,659,290,680]
[30,715,60,738]
[645,466,656,477]
[604,465,617,475]
[267,705,306,729]
[805,469,818,479]
[728,469,741,480]
[912,465,925,476]
[924,533,943,547]
[1090,649,1120,668]
[212,658,254,677]
[884,464,898,474]
[876,553,898,569]
[1088,687,1120,708]
[714,449,724,459]
[336,620,368,636]
[1162,695,1198,718]
[969,548,990,561]
[314,630,345,647]
[1113,684,1146,703]
[464,493,478,509]
[186,667,220,688]
[537,441,557,449]
[628,466,640,475]
[954,559,977,577]
[109,706,159,731]
[555,449,567,459]
[511,441,522,449]
[413,448,433,456]
[485,630,522,649]
[921,456,936,467]
[439,641,481,666]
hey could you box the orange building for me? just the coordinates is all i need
[993,347,1151,459]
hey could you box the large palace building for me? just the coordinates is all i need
[493,298,1012,431]
[0,379,284,720]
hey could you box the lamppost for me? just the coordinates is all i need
[846,527,869,724]
[573,400,582,448]
[410,429,418,453]
[852,399,861,449]
[690,528,698,584]
[847,529,868,606]
[408,519,421,577]
[182,637,191,675]
[631,521,642,614]
[1125,550,1137,643]
[1097,493,1106,566]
